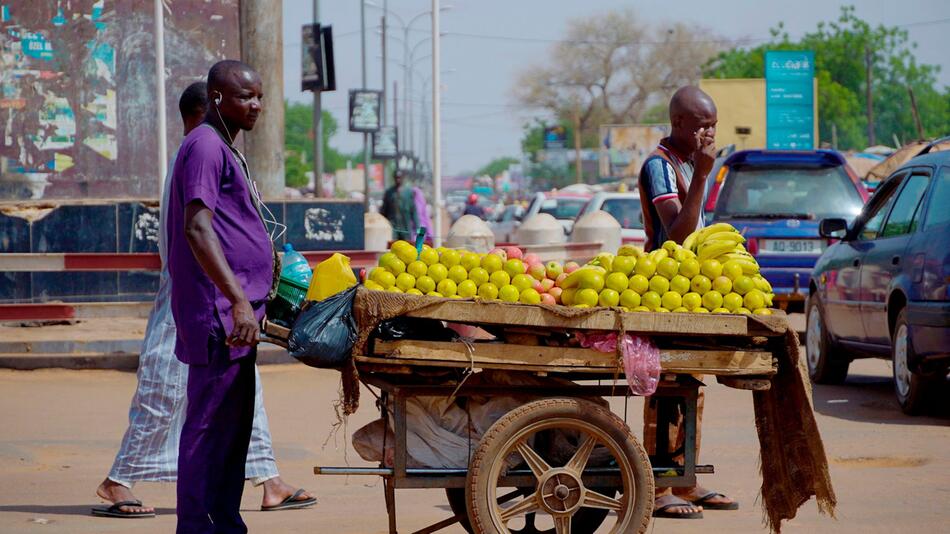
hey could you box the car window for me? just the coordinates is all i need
[539,198,587,220]
[923,167,950,230]
[881,172,930,238]
[716,165,864,220]
[858,175,904,240]
[601,198,644,229]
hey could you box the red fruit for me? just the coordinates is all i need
[489,248,508,260]
[523,253,541,266]
[540,278,555,292]
[564,261,580,274]
[540,293,556,306]
[528,263,547,281]
[504,246,524,260]
[548,286,563,303]
[555,273,568,287]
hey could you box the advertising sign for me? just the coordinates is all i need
[348,90,382,133]
[543,125,567,149]
[301,24,335,92]
[599,124,670,178]
[372,125,398,159]
[765,50,815,149]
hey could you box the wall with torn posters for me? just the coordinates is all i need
[0,1,239,201]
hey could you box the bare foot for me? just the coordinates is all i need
[653,495,702,517]
[261,477,316,509]
[674,486,737,508]
[96,478,155,514]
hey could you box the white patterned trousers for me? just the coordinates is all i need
[107,269,279,487]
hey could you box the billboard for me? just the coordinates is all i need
[543,125,567,149]
[348,90,382,133]
[599,124,670,179]
[765,50,816,149]
[301,24,336,92]
[372,125,398,159]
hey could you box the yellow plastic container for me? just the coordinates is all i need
[307,253,357,301]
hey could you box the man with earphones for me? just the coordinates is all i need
[93,79,314,521]
[162,60,307,533]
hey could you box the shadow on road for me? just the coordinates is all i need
[0,504,176,516]
[812,372,950,426]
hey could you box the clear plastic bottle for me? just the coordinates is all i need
[281,243,312,286]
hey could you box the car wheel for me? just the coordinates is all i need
[892,309,940,415]
[805,296,850,384]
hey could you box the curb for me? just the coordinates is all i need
[0,344,295,371]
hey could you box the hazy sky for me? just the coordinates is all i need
[281,0,950,175]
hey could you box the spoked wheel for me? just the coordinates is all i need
[466,398,654,534]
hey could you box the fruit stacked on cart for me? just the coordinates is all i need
[362,223,775,315]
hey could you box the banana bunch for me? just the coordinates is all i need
[617,244,645,258]
[587,252,615,272]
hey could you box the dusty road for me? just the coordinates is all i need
[0,356,947,534]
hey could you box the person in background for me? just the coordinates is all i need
[412,185,433,241]
[380,169,403,229]
[638,85,738,520]
[462,193,485,219]
[92,81,314,520]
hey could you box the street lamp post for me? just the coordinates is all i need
[360,0,370,211]
[432,0,442,246]
[313,0,324,197]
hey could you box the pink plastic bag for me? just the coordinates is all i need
[577,332,660,396]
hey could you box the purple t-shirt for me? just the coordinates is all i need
[166,124,274,364]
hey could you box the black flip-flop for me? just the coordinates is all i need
[652,497,703,519]
[690,492,739,511]
[91,500,155,518]
[260,489,317,511]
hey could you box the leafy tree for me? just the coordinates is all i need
[475,156,520,178]
[284,101,362,187]
[704,6,950,149]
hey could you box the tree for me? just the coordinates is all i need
[475,156,520,178]
[284,102,362,187]
[512,8,718,157]
[704,6,950,149]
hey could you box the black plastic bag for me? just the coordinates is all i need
[288,285,358,368]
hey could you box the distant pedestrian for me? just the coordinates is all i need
[380,169,418,240]
[92,80,314,521]
[380,169,404,225]
[463,193,485,219]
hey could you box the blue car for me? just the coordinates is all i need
[807,143,950,414]
[707,150,868,310]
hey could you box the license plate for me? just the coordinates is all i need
[761,239,824,254]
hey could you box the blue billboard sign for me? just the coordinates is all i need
[765,50,815,150]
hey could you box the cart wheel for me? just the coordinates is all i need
[447,487,614,534]
[466,398,654,534]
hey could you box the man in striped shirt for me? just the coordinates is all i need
[638,86,739,519]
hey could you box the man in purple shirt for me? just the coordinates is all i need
[166,60,273,533]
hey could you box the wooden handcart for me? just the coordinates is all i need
[266,296,789,534]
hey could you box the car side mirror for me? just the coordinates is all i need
[819,218,848,239]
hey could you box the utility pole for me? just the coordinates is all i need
[240,0,285,198]
[360,0,370,211]
[573,105,582,184]
[907,86,925,140]
[153,0,167,197]
[312,0,324,197]
[432,0,442,247]
[865,45,875,147]
[380,6,387,122]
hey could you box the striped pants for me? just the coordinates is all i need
[107,270,279,487]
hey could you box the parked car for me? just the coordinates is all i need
[522,191,592,235]
[573,191,646,246]
[708,149,869,310]
[807,145,950,414]
[488,204,525,244]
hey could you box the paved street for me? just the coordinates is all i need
[0,353,947,534]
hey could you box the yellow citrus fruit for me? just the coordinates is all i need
[743,289,766,310]
[577,271,606,292]
[632,305,651,312]
[448,265,468,284]
[427,263,448,283]
[461,252,481,271]
[561,288,578,306]
[679,258,701,279]
[702,290,723,310]
[481,253,504,273]
[634,257,657,278]
[440,249,461,268]
[415,275,436,293]
[619,289,641,309]
[722,260,744,281]
[661,291,682,310]
[457,279,478,298]
[723,292,743,312]
[682,292,702,310]
[641,291,662,310]
[371,268,396,289]
[693,307,710,313]
[611,255,636,276]
[690,274,712,294]
[753,308,773,315]
[733,275,755,295]
[712,276,733,294]
[606,272,630,292]
[504,259,525,278]
[386,286,404,293]
[395,272,416,292]
[477,282,499,300]
[489,270,511,288]
[670,275,691,295]
[468,267,489,286]
[419,248,440,266]
[656,258,680,279]
[391,240,417,264]
[575,288,600,307]
[648,275,670,294]
[426,291,443,298]
[628,274,650,295]
[700,259,723,279]
[672,307,689,313]
[599,288,620,307]
[519,288,542,304]
[437,278,457,297]
[711,307,730,314]
[406,288,423,295]
[736,307,752,315]
[512,274,534,291]
[407,260,428,279]
[656,307,671,313]
[499,284,520,302]
[364,280,384,291]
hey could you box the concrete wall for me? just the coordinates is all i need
[699,78,766,151]
[0,1,240,201]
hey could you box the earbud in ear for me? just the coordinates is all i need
[214,92,222,106]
